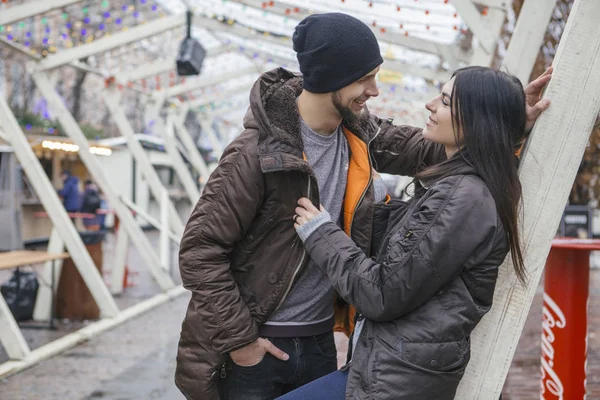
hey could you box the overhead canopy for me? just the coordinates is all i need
[0,0,508,127]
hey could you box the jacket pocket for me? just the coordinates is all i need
[366,338,469,399]
[235,202,284,257]
[400,338,470,373]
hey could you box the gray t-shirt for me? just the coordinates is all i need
[262,118,349,336]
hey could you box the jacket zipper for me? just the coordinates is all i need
[347,127,381,234]
[272,175,311,313]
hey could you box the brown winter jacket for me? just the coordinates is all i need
[302,164,510,399]
[175,68,445,400]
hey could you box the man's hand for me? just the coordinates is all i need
[525,66,553,132]
[230,338,289,367]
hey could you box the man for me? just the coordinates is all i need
[58,170,80,213]
[80,180,101,230]
[175,13,551,400]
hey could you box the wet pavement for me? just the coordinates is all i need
[0,290,188,400]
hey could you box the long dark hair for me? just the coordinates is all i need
[417,66,527,283]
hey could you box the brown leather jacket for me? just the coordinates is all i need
[175,68,445,400]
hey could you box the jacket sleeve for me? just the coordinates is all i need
[179,142,264,354]
[370,116,446,176]
[303,177,503,322]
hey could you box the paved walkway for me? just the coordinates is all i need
[0,292,188,400]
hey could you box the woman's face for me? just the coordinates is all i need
[422,77,461,157]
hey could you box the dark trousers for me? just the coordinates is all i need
[217,331,338,400]
[276,370,348,400]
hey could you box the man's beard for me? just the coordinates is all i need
[332,91,365,126]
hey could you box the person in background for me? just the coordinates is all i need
[80,180,101,231]
[58,170,81,214]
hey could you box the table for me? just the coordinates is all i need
[540,238,600,399]
[0,250,70,329]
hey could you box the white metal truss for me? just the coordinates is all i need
[36,14,186,71]
[0,0,84,26]
[114,45,233,84]
[145,65,257,185]
[102,87,186,293]
[33,72,175,291]
[226,0,463,67]
[168,107,212,179]
[0,97,120,360]
[502,0,557,84]
[144,99,201,204]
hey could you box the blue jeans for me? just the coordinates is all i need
[276,370,348,400]
[217,331,338,400]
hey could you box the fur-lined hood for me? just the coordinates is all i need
[243,68,380,173]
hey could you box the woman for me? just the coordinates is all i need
[280,67,531,399]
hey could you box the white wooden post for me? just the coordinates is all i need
[502,0,557,84]
[32,72,175,292]
[0,294,30,360]
[110,227,129,295]
[0,98,120,318]
[159,189,170,272]
[145,100,201,204]
[197,117,225,158]
[102,88,184,236]
[456,0,600,398]
[469,6,506,67]
[33,228,64,321]
[170,106,211,184]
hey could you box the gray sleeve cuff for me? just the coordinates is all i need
[296,210,332,242]
[373,178,388,203]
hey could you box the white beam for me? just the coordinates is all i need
[145,102,201,203]
[0,0,83,26]
[163,66,256,98]
[110,228,129,295]
[102,88,185,236]
[502,0,557,84]
[197,117,225,157]
[186,83,252,110]
[170,107,212,181]
[469,6,505,66]
[32,229,64,321]
[32,72,175,291]
[248,0,460,62]
[451,0,502,54]
[197,14,291,48]
[456,0,600,397]
[37,14,186,71]
[383,59,452,83]
[474,0,509,9]
[202,14,450,81]
[0,293,30,360]
[114,45,232,83]
[0,98,120,318]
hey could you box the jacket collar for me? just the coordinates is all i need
[245,68,379,173]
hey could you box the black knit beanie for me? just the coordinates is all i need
[293,13,383,93]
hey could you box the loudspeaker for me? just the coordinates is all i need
[176,11,206,76]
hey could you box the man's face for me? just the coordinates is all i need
[331,66,380,124]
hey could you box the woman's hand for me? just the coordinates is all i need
[294,197,324,228]
[524,66,553,132]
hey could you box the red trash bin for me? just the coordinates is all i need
[541,238,600,399]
